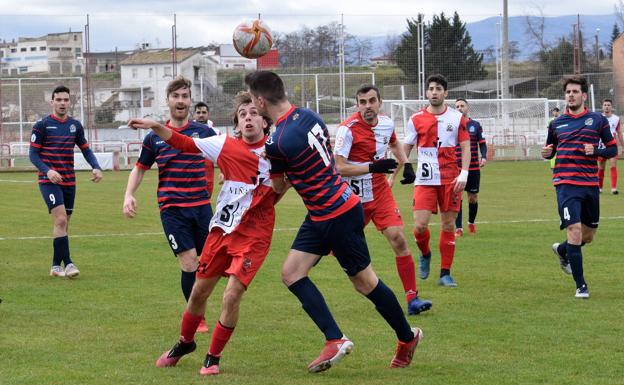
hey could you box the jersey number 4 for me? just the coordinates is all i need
[307,124,331,166]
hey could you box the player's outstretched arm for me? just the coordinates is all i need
[453,140,470,193]
[127,118,172,140]
[123,166,146,218]
[334,155,370,177]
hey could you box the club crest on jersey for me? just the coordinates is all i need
[585,118,593,126]
[447,124,453,132]
[69,124,76,133]
[292,113,299,121]
[265,136,274,145]
[191,132,199,138]
[469,126,475,133]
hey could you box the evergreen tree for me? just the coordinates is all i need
[610,23,621,58]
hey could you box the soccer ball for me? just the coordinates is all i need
[232,19,273,59]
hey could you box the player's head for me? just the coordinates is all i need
[355,84,382,125]
[244,71,287,114]
[51,85,71,118]
[426,74,448,107]
[194,102,210,124]
[455,98,469,117]
[232,91,272,141]
[562,76,588,111]
[166,76,192,121]
[602,98,613,115]
[551,107,560,117]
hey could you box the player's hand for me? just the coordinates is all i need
[46,170,63,184]
[541,144,554,159]
[387,173,395,187]
[127,118,162,131]
[218,173,225,185]
[584,143,595,155]
[480,158,487,168]
[453,170,468,193]
[91,169,103,183]
[400,163,416,184]
[123,195,138,218]
[369,158,398,174]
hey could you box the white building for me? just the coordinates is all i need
[212,44,257,70]
[114,48,217,122]
[0,32,83,75]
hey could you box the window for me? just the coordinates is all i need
[75,48,81,54]
[10,48,16,53]
[30,47,37,51]
[20,47,27,52]
[49,47,60,51]
[193,66,200,81]
[73,34,78,41]
[63,47,72,51]
[149,68,153,78]
[163,66,171,76]
[132,68,138,79]
[40,46,46,51]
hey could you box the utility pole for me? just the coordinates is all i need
[501,0,509,98]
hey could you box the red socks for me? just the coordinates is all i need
[209,321,235,357]
[439,231,456,270]
[598,169,605,189]
[610,167,617,189]
[180,311,203,343]
[395,255,418,303]
[414,228,431,255]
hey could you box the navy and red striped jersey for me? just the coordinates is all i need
[455,118,486,170]
[265,105,359,221]
[546,108,616,186]
[29,114,99,186]
[137,120,216,211]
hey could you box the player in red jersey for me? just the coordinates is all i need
[403,74,470,288]
[129,92,280,376]
[247,71,422,373]
[334,84,432,315]
[597,98,624,194]
[123,77,217,332]
[29,85,103,278]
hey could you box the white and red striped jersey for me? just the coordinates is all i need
[169,132,277,235]
[334,112,397,202]
[404,106,469,185]
[606,114,620,137]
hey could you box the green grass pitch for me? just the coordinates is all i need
[1,161,623,385]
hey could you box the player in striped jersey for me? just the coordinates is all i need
[123,77,216,330]
[246,71,422,373]
[29,85,103,278]
[542,76,617,298]
[194,102,220,200]
[334,84,432,315]
[130,92,279,376]
[454,98,487,236]
[597,98,624,194]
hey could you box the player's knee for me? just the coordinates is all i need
[178,255,199,272]
[414,224,428,234]
[221,288,243,311]
[440,221,455,233]
[582,233,595,244]
[468,194,478,204]
[566,225,583,244]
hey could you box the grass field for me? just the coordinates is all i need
[1,161,624,385]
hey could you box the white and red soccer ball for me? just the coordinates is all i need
[232,19,273,59]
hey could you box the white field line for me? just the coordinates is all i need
[0,179,34,183]
[2,216,624,241]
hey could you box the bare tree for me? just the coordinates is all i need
[524,5,549,52]
[616,0,624,29]
[383,34,400,58]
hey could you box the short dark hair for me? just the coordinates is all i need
[244,71,286,104]
[166,76,192,97]
[52,85,70,100]
[194,102,209,112]
[426,74,448,91]
[602,98,613,104]
[455,97,468,104]
[355,84,381,101]
[562,75,588,93]
[232,91,272,135]
[551,107,560,112]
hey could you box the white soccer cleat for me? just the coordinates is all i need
[575,285,589,299]
[65,263,80,278]
[50,265,66,277]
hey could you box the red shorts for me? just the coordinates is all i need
[412,184,461,214]
[363,188,403,231]
[196,227,271,288]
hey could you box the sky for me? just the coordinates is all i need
[0,0,621,51]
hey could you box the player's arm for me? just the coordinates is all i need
[590,117,618,158]
[75,123,103,182]
[128,118,172,140]
[389,139,415,185]
[477,124,488,167]
[453,118,470,193]
[29,122,53,175]
[616,121,624,155]
[541,121,558,159]
[123,166,146,218]
[265,139,290,194]
[402,117,417,159]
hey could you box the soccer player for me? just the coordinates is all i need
[193,101,219,202]
[598,98,623,194]
[29,85,103,278]
[454,98,487,236]
[123,77,216,331]
[403,74,470,288]
[129,92,279,376]
[334,84,432,315]
[246,70,422,372]
[541,76,617,298]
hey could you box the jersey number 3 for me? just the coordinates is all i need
[307,124,331,166]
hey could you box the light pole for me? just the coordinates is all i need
[595,28,600,72]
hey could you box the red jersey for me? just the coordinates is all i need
[334,112,397,203]
[404,106,469,185]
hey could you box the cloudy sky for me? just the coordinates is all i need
[0,0,620,51]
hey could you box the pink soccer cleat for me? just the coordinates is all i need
[390,327,423,368]
[155,340,196,368]
[199,354,220,376]
[307,336,354,373]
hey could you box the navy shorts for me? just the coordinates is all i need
[555,184,600,230]
[291,203,371,277]
[160,204,212,256]
[465,170,480,193]
[39,184,75,215]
